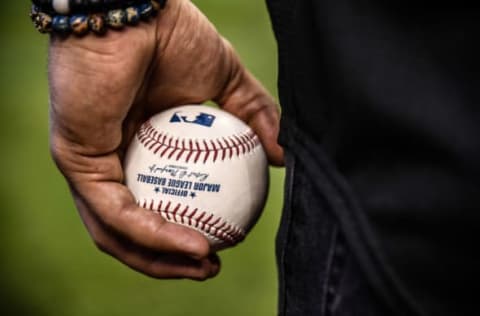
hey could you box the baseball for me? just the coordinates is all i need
[124,105,269,251]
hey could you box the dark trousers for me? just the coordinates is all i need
[276,152,391,316]
[275,114,426,316]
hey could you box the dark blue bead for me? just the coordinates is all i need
[52,15,71,34]
[69,14,89,35]
[138,2,153,20]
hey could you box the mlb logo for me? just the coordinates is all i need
[170,111,216,127]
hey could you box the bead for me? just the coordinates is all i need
[39,12,53,33]
[33,11,53,33]
[53,0,70,14]
[70,14,89,35]
[125,6,140,25]
[31,0,168,37]
[138,2,153,20]
[106,9,126,29]
[88,14,107,34]
[52,15,71,34]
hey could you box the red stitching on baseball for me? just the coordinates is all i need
[210,140,218,162]
[232,135,243,155]
[203,140,210,163]
[193,140,201,163]
[210,217,221,227]
[188,208,197,226]
[180,205,189,224]
[196,212,206,229]
[137,120,259,164]
[173,203,181,216]
[204,214,214,226]
[139,199,246,245]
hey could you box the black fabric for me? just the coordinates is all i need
[267,0,480,315]
[277,152,395,316]
[278,127,420,316]
[278,149,395,316]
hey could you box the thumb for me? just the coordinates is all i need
[214,40,284,166]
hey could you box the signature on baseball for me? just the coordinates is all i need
[148,164,210,182]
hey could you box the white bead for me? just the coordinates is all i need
[52,0,70,15]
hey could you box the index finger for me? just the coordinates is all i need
[79,179,212,259]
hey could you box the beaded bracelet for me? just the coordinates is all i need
[30,0,166,36]
[32,0,167,14]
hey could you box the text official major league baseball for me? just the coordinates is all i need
[123,105,269,251]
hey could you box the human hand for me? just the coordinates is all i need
[48,0,283,280]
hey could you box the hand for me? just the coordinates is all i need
[48,0,284,280]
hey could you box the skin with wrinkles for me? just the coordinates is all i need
[48,0,283,280]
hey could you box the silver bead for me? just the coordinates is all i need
[52,0,70,15]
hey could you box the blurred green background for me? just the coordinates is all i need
[0,1,284,315]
